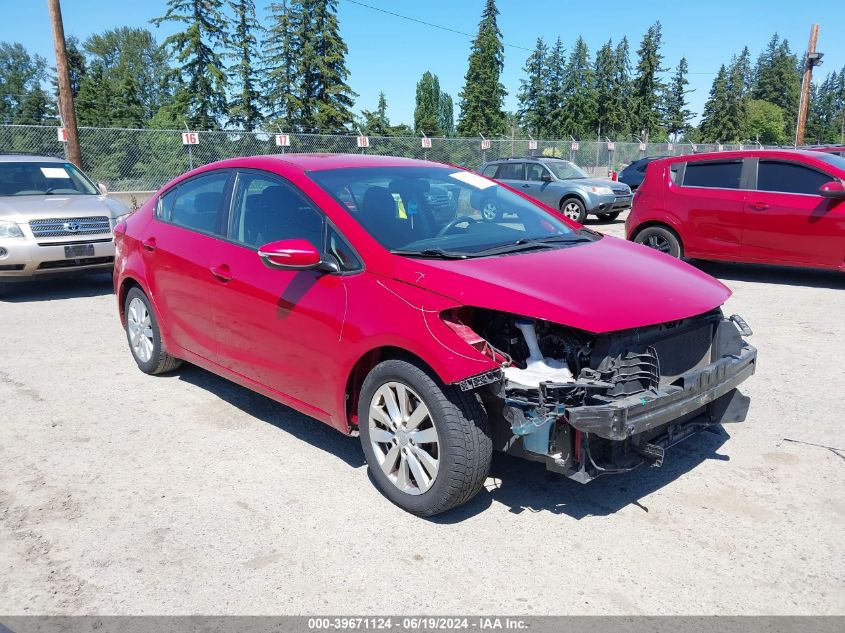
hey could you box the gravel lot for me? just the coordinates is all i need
[1,212,844,615]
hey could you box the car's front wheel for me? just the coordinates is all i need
[561,197,587,223]
[480,199,500,221]
[633,225,683,258]
[124,287,182,375]
[358,359,492,516]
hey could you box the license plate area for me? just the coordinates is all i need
[64,244,95,258]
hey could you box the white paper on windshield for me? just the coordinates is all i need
[449,171,495,189]
[40,167,69,179]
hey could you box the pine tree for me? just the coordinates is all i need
[438,93,455,136]
[559,36,596,139]
[152,0,229,129]
[752,33,801,134]
[227,0,262,130]
[359,91,390,135]
[699,65,732,142]
[594,40,620,137]
[726,52,751,141]
[664,57,693,140]
[13,85,55,125]
[517,37,549,137]
[614,36,633,136]
[0,42,48,124]
[545,37,566,138]
[414,71,443,136]
[75,64,114,126]
[457,0,507,137]
[264,0,303,129]
[300,0,356,133]
[631,22,666,140]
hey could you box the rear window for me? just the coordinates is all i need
[682,160,743,189]
[757,160,832,195]
[495,162,524,180]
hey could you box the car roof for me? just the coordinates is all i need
[658,148,833,163]
[0,154,65,163]
[246,153,440,172]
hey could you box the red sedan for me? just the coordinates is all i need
[114,154,756,515]
[627,149,845,271]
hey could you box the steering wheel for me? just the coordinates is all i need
[437,215,479,237]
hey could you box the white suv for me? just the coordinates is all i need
[0,154,130,282]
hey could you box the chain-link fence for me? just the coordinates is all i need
[0,124,756,192]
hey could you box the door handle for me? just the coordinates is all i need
[142,237,157,251]
[749,202,770,211]
[209,264,233,283]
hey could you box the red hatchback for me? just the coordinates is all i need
[627,149,845,271]
[114,154,756,515]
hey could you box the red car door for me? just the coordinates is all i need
[742,158,844,267]
[666,158,746,259]
[143,170,233,362]
[207,170,353,418]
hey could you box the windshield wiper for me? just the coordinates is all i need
[471,234,594,256]
[390,248,471,259]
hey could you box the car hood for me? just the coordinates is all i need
[0,194,128,221]
[391,236,730,333]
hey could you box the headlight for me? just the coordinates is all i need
[589,186,614,196]
[0,220,24,238]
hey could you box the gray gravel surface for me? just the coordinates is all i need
[1,212,844,614]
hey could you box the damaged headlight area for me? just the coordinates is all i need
[443,308,757,483]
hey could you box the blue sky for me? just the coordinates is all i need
[5,0,845,130]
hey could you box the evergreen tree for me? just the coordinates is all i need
[545,37,566,138]
[752,33,801,134]
[75,64,114,126]
[64,36,86,98]
[152,0,229,129]
[807,69,845,143]
[746,99,786,144]
[414,71,443,136]
[559,36,596,138]
[264,0,303,129]
[664,57,693,140]
[594,39,627,138]
[359,91,390,135]
[112,73,145,127]
[457,0,507,137]
[631,22,666,140]
[614,36,633,136]
[438,93,455,136]
[0,42,48,123]
[13,85,55,125]
[726,52,751,141]
[699,65,732,142]
[227,0,262,130]
[517,37,549,137]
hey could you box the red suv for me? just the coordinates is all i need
[627,150,845,271]
[114,154,756,515]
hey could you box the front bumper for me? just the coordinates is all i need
[0,236,115,278]
[566,343,757,441]
[587,192,633,215]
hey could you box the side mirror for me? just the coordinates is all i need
[540,173,553,182]
[97,182,109,195]
[818,181,845,199]
[258,239,334,272]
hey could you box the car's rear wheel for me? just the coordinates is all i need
[124,287,182,375]
[597,211,621,222]
[634,225,683,258]
[481,199,500,221]
[358,359,492,516]
[561,197,587,223]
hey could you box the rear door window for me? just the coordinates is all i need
[756,160,832,195]
[495,162,525,180]
[525,163,548,181]
[158,171,231,236]
[481,164,497,177]
[682,160,743,189]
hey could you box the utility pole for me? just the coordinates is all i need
[47,0,82,168]
[794,24,823,147]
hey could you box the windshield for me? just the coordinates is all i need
[813,152,845,172]
[0,161,99,196]
[544,160,589,180]
[308,166,592,257]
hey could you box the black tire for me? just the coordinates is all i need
[124,287,182,375]
[560,197,587,223]
[633,225,684,258]
[358,359,492,516]
[597,211,621,222]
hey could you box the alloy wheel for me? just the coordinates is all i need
[127,297,154,363]
[368,382,440,495]
[563,201,582,220]
[481,202,498,220]
[644,233,672,254]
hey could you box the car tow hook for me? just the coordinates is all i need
[633,443,665,467]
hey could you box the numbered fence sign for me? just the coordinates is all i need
[528,140,538,150]
[690,143,698,152]
[571,141,580,151]
[717,144,724,152]
[666,143,674,151]
[275,134,290,147]
[480,139,491,150]
[421,137,432,149]
[181,132,199,145]
[357,136,370,148]
[57,127,67,143]
[639,142,647,151]
[607,141,616,151]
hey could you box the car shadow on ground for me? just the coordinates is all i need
[692,260,845,290]
[165,363,732,521]
[172,363,366,469]
[0,273,114,302]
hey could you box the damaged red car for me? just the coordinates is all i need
[113,154,757,516]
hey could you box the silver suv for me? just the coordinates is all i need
[0,154,130,282]
[480,157,633,223]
